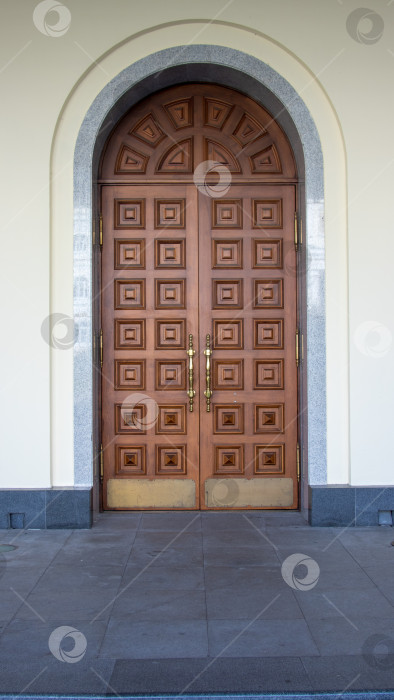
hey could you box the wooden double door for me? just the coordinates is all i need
[99,84,299,510]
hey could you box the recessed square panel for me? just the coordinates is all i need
[156,405,186,434]
[115,280,145,309]
[254,444,284,474]
[114,199,145,228]
[212,200,243,228]
[115,320,145,349]
[253,199,283,228]
[254,320,284,349]
[155,239,186,268]
[155,199,185,228]
[115,239,145,269]
[115,360,145,390]
[116,446,146,475]
[212,280,243,309]
[254,404,284,433]
[253,239,283,269]
[212,239,243,268]
[254,360,284,389]
[214,446,244,474]
[253,280,283,308]
[156,360,186,390]
[213,320,244,349]
[156,445,187,474]
[115,404,146,434]
[155,279,186,309]
[214,404,244,434]
[155,320,186,349]
[213,360,244,390]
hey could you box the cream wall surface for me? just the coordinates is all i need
[0,0,393,488]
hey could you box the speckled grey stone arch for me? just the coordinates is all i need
[73,45,326,494]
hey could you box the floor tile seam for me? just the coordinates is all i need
[335,540,394,611]
[0,530,76,637]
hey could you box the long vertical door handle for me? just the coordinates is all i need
[186,333,196,412]
[204,334,212,412]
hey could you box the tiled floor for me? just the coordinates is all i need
[0,510,394,694]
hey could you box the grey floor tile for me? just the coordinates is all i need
[294,588,394,620]
[208,619,319,657]
[140,512,202,532]
[206,585,303,620]
[31,562,124,591]
[0,588,25,624]
[302,654,394,691]
[0,619,107,661]
[202,529,270,547]
[204,564,283,590]
[203,544,279,567]
[109,656,312,693]
[100,618,209,658]
[110,588,207,621]
[121,563,205,590]
[52,544,132,567]
[128,544,203,567]
[132,530,202,549]
[14,587,119,621]
[0,658,115,693]
[306,616,394,656]
[202,513,257,532]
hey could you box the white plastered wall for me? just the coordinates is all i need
[3,0,393,489]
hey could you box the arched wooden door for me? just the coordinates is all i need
[99,84,299,510]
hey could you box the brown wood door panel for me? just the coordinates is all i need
[101,184,200,509]
[99,83,299,510]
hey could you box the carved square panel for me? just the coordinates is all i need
[155,239,186,268]
[156,445,187,474]
[115,239,145,269]
[212,200,243,228]
[253,280,283,308]
[213,360,244,390]
[115,280,145,309]
[253,239,283,269]
[214,446,244,474]
[214,404,244,434]
[212,239,243,268]
[156,405,186,434]
[155,279,186,309]
[254,444,284,474]
[212,280,243,309]
[114,199,145,228]
[254,404,284,433]
[115,360,145,390]
[155,320,186,349]
[155,200,185,228]
[116,446,146,475]
[156,360,186,390]
[115,404,146,434]
[253,199,283,228]
[115,320,145,349]
[254,320,284,349]
[254,360,284,389]
[213,320,244,349]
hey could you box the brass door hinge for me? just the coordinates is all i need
[294,212,302,251]
[99,214,103,247]
[100,443,104,483]
[99,329,103,368]
[296,442,301,482]
[295,329,300,367]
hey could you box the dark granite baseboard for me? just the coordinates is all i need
[309,485,394,526]
[0,488,92,529]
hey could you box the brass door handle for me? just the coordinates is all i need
[204,334,212,412]
[186,334,196,412]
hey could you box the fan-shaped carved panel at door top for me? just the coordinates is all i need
[99,84,296,181]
